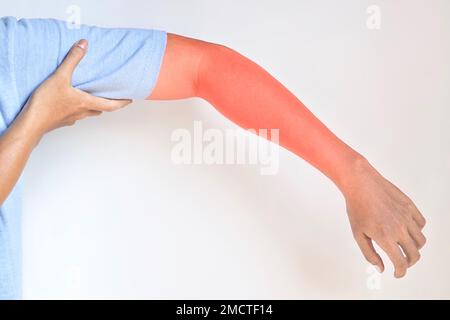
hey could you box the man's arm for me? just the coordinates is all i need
[0,107,42,205]
[150,34,427,277]
[0,40,130,207]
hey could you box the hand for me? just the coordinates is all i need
[19,39,132,137]
[0,40,132,206]
[343,159,427,278]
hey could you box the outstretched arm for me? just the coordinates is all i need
[150,34,427,278]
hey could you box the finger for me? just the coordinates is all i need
[389,182,426,229]
[74,89,132,112]
[412,209,426,229]
[399,237,421,267]
[85,110,102,117]
[76,110,102,122]
[355,233,384,272]
[88,96,133,112]
[405,199,426,229]
[376,239,408,278]
[55,39,88,81]
[408,221,427,249]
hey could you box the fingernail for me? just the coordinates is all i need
[375,265,382,273]
[76,39,88,50]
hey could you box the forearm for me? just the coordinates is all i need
[0,110,42,205]
[197,44,367,190]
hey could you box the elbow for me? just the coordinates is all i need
[195,42,246,99]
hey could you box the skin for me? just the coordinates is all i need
[150,34,427,278]
[0,35,426,279]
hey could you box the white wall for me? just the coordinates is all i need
[2,0,449,299]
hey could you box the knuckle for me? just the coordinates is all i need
[420,216,427,226]
[400,229,410,241]
[421,235,427,246]
[55,71,70,83]
[405,201,416,211]
[73,46,84,54]
[396,262,408,276]
[409,252,420,266]
[79,100,90,109]
[396,224,409,238]
[373,227,387,239]
[418,235,427,247]
[398,259,408,270]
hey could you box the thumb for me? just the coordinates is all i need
[55,39,88,82]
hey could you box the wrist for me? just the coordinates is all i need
[10,109,45,148]
[333,153,374,196]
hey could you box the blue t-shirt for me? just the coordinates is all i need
[0,17,167,299]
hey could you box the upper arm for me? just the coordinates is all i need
[149,33,208,100]
[13,18,167,112]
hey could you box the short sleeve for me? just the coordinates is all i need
[0,18,166,299]
[12,18,167,109]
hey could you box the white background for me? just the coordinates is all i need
[1,0,449,299]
